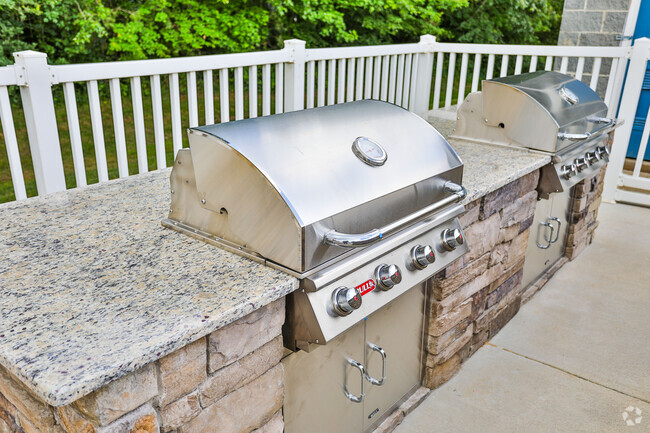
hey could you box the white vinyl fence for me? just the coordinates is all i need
[0,35,645,205]
[602,37,650,206]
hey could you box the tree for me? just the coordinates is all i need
[105,0,271,60]
[0,0,565,66]
[441,0,564,45]
[267,0,467,48]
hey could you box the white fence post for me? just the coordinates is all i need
[412,35,436,116]
[283,39,306,112]
[602,37,650,203]
[13,51,66,195]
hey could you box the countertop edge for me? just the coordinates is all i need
[1,277,299,407]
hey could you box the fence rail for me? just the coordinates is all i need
[0,35,645,206]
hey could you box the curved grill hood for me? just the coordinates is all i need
[454,71,613,153]
[165,100,463,274]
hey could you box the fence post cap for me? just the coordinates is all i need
[419,35,437,43]
[13,50,48,60]
[283,39,306,48]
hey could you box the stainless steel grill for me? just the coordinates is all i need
[452,71,620,291]
[163,99,469,342]
[163,100,471,432]
[453,71,620,199]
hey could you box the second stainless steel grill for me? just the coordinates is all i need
[453,71,620,199]
[452,71,620,291]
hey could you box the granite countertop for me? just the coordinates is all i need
[428,116,551,203]
[0,171,299,406]
[0,115,549,408]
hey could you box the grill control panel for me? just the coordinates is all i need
[319,217,468,328]
[558,143,610,181]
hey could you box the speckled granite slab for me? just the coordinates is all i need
[0,170,298,406]
[429,116,551,203]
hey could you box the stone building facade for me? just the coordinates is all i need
[557,0,631,94]
[558,0,630,47]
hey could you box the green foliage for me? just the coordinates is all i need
[267,0,467,48]
[0,0,111,65]
[0,0,565,65]
[106,0,270,59]
[441,0,564,45]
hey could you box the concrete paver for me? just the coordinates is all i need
[394,203,650,432]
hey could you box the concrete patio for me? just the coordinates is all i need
[394,202,650,432]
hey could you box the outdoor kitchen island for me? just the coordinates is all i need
[0,118,607,433]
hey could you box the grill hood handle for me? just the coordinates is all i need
[557,117,619,142]
[323,181,467,248]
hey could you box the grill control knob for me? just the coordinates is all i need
[411,245,435,269]
[574,157,590,172]
[585,151,600,165]
[561,163,578,179]
[441,228,464,251]
[596,145,610,161]
[375,264,402,291]
[332,286,362,316]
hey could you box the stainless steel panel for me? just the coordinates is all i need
[548,188,571,262]
[482,81,560,152]
[283,321,365,433]
[522,197,554,289]
[172,136,304,271]
[522,189,572,290]
[363,284,424,431]
[285,214,468,348]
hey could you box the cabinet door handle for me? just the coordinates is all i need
[536,221,553,249]
[344,359,365,403]
[365,343,386,386]
[547,217,561,243]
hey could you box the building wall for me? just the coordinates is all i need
[558,0,630,47]
[557,0,631,95]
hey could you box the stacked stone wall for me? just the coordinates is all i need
[566,166,606,260]
[423,170,539,389]
[0,299,286,433]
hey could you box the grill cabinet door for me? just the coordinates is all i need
[546,188,571,263]
[362,284,425,431]
[283,321,365,433]
[522,197,555,290]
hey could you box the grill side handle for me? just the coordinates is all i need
[323,181,467,248]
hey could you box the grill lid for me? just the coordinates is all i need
[453,71,615,153]
[165,100,464,274]
[192,100,461,227]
